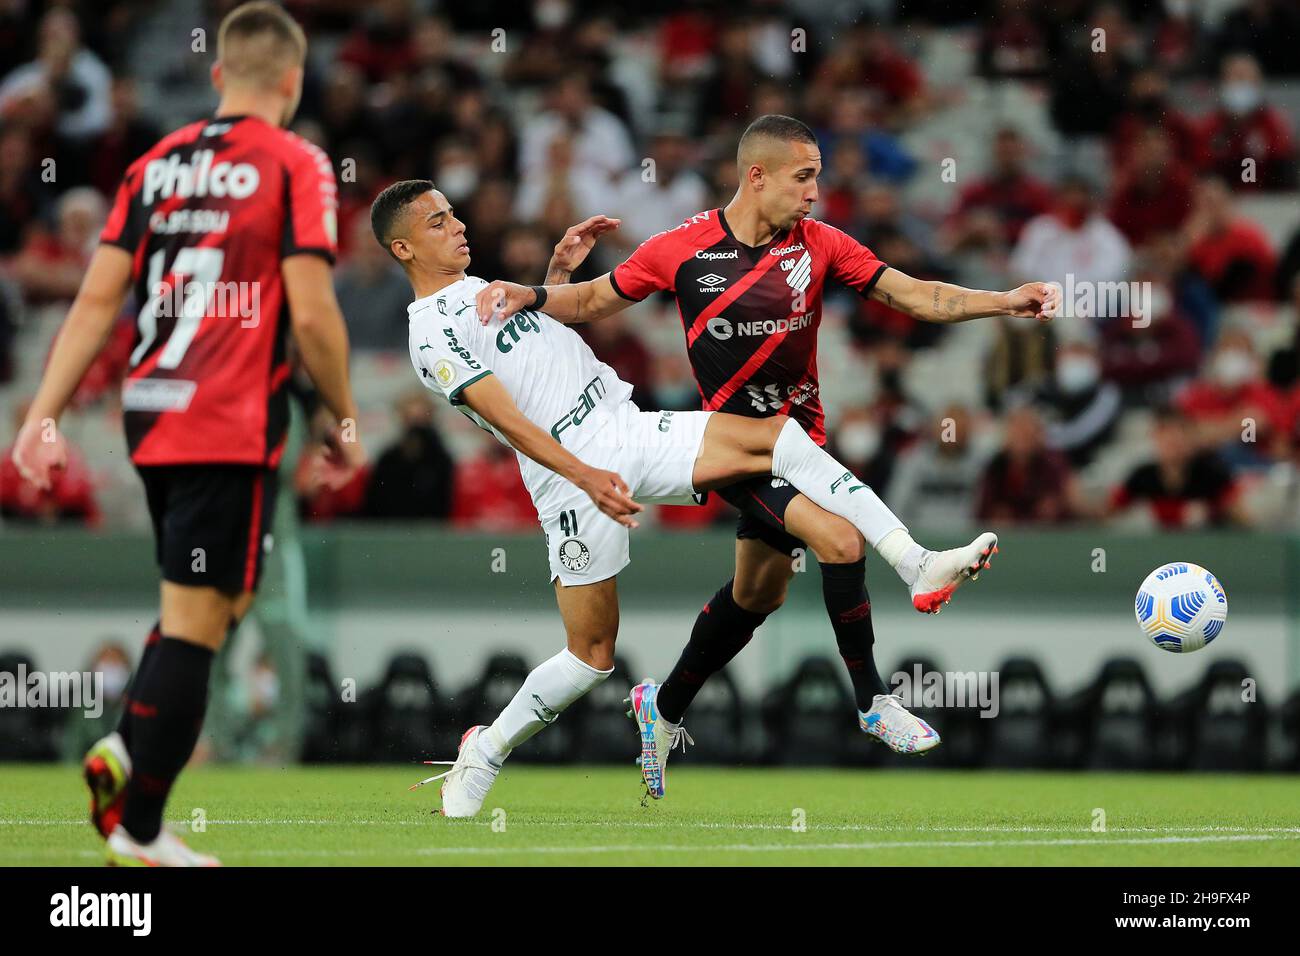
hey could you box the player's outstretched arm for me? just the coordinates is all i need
[12,245,134,490]
[871,268,1059,324]
[459,374,643,528]
[474,273,631,328]
[283,253,366,484]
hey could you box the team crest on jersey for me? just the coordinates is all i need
[437,298,447,315]
[433,360,456,387]
[784,250,812,293]
[558,538,591,572]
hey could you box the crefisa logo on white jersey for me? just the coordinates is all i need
[142,150,260,206]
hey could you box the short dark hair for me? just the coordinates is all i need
[370,179,435,261]
[737,113,817,162]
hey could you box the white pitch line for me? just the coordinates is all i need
[2,819,1299,834]
[3,832,1291,861]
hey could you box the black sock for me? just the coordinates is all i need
[116,621,162,749]
[821,559,887,711]
[657,579,769,724]
[120,637,214,843]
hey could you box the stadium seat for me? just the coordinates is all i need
[1164,659,1268,771]
[300,651,345,763]
[760,656,859,767]
[1057,658,1161,770]
[365,651,454,763]
[875,655,964,769]
[980,657,1057,769]
[0,650,62,761]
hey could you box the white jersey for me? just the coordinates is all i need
[407,276,633,496]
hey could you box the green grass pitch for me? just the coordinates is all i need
[1,764,1297,866]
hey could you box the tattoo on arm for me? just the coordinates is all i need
[945,291,968,318]
[931,286,941,318]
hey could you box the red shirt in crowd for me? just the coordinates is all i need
[0,443,100,526]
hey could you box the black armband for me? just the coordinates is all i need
[528,285,548,310]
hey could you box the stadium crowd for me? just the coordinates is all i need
[2,0,1300,534]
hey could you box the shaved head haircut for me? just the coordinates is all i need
[736,114,818,172]
[370,179,435,261]
[217,1,307,89]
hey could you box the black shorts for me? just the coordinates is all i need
[716,474,805,557]
[136,464,279,594]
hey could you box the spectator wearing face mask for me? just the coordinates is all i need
[886,405,986,532]
[1031,338,1123,467]
[1010,175,1132,309]
[1109,409,1247,528]
[1176,329,1289,467]
[976,406,1077,525]
[62,640,132,760]
[1199,53,1296,191]
[363,389,455,520]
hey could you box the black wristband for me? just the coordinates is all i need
[528,285,548,310]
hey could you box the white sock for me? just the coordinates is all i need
[770,418,911,558]
[482,648,612,766]
[877,528,928,587]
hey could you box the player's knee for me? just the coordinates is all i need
[817,524,866,565]
[571,634,616,672]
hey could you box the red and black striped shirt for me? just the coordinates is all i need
[100,114,338,467]
[610,208,887,445]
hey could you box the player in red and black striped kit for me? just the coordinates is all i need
[478,115,1059,787]
[11,3,364,864]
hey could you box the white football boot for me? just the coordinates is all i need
[105,825,220,867]
[910,531,998,614]
[859,694,941,754]
[626,679,693,800]
[410,725,499,818]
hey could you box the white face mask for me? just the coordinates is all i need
[1057,356,1100,394]
[1211,349,1255,388]
[1222,81,1261,115]
[99,664,130,700]
[837,423,881,462]
[535,0,571,29]
[437,165,478,203]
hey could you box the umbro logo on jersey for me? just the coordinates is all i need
[698,273,728,291]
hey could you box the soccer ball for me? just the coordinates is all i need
[1134,562,1228,653]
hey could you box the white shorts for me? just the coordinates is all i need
[535,403,713,586]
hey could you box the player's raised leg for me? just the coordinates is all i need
[692,413,998,613]
[418,576,618,818]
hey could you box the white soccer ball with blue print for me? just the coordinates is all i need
[1134,563,1227,653]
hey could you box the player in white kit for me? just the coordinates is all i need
[372,180,998,816]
